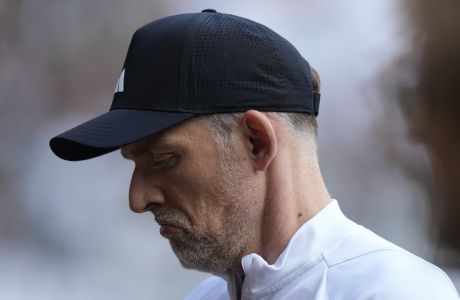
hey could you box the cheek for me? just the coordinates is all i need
[161,159,218,215]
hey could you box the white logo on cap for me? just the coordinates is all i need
[115,69,125,93]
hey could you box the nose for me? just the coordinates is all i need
[129,167,165,213]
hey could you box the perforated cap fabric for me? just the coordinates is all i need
[50,9,320,161]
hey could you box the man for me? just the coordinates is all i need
[50,9,459,299]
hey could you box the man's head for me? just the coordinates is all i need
[121,103,320,273]
[120,116,255,273]
[49,10,324,274]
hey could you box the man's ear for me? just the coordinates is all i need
[240,110,277,171]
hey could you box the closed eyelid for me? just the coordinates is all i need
[151,152,174,160]
[149,153,179,170]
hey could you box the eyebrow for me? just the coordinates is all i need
[120,147,146,160]
[120,140,182,160]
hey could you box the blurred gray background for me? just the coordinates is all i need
[1,0,458,299]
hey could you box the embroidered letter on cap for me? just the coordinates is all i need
[115,69,125,93]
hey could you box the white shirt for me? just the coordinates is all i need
[185,200,459,300]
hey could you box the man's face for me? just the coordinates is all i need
[121,118,263,274]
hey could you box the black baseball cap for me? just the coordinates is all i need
[50,9,320,161]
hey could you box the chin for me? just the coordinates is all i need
[177,257,214,273]
[174,252,229,274]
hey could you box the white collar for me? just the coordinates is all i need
[240,199,352,295]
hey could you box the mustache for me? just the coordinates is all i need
[151,208,191,229]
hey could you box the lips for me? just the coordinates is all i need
[159,224,182,237]
[155,219,184,230]
[155,218,184,237]
[152,209,188,237]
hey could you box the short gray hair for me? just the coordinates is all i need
[196,112,317,153]
[197,67,321,152]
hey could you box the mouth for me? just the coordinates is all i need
[152,209,188,238]
[158,223,183,237]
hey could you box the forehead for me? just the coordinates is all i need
[120,118,212,158]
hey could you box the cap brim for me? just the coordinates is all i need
[50,109,195,161]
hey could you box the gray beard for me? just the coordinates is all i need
[156,152,259,274]
[170,225,243,274]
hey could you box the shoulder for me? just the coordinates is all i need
[184,276,229,300]
[323,224,459,299]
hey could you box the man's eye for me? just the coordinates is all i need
[150,155,176,169]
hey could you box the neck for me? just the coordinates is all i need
[236,152,330,272]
